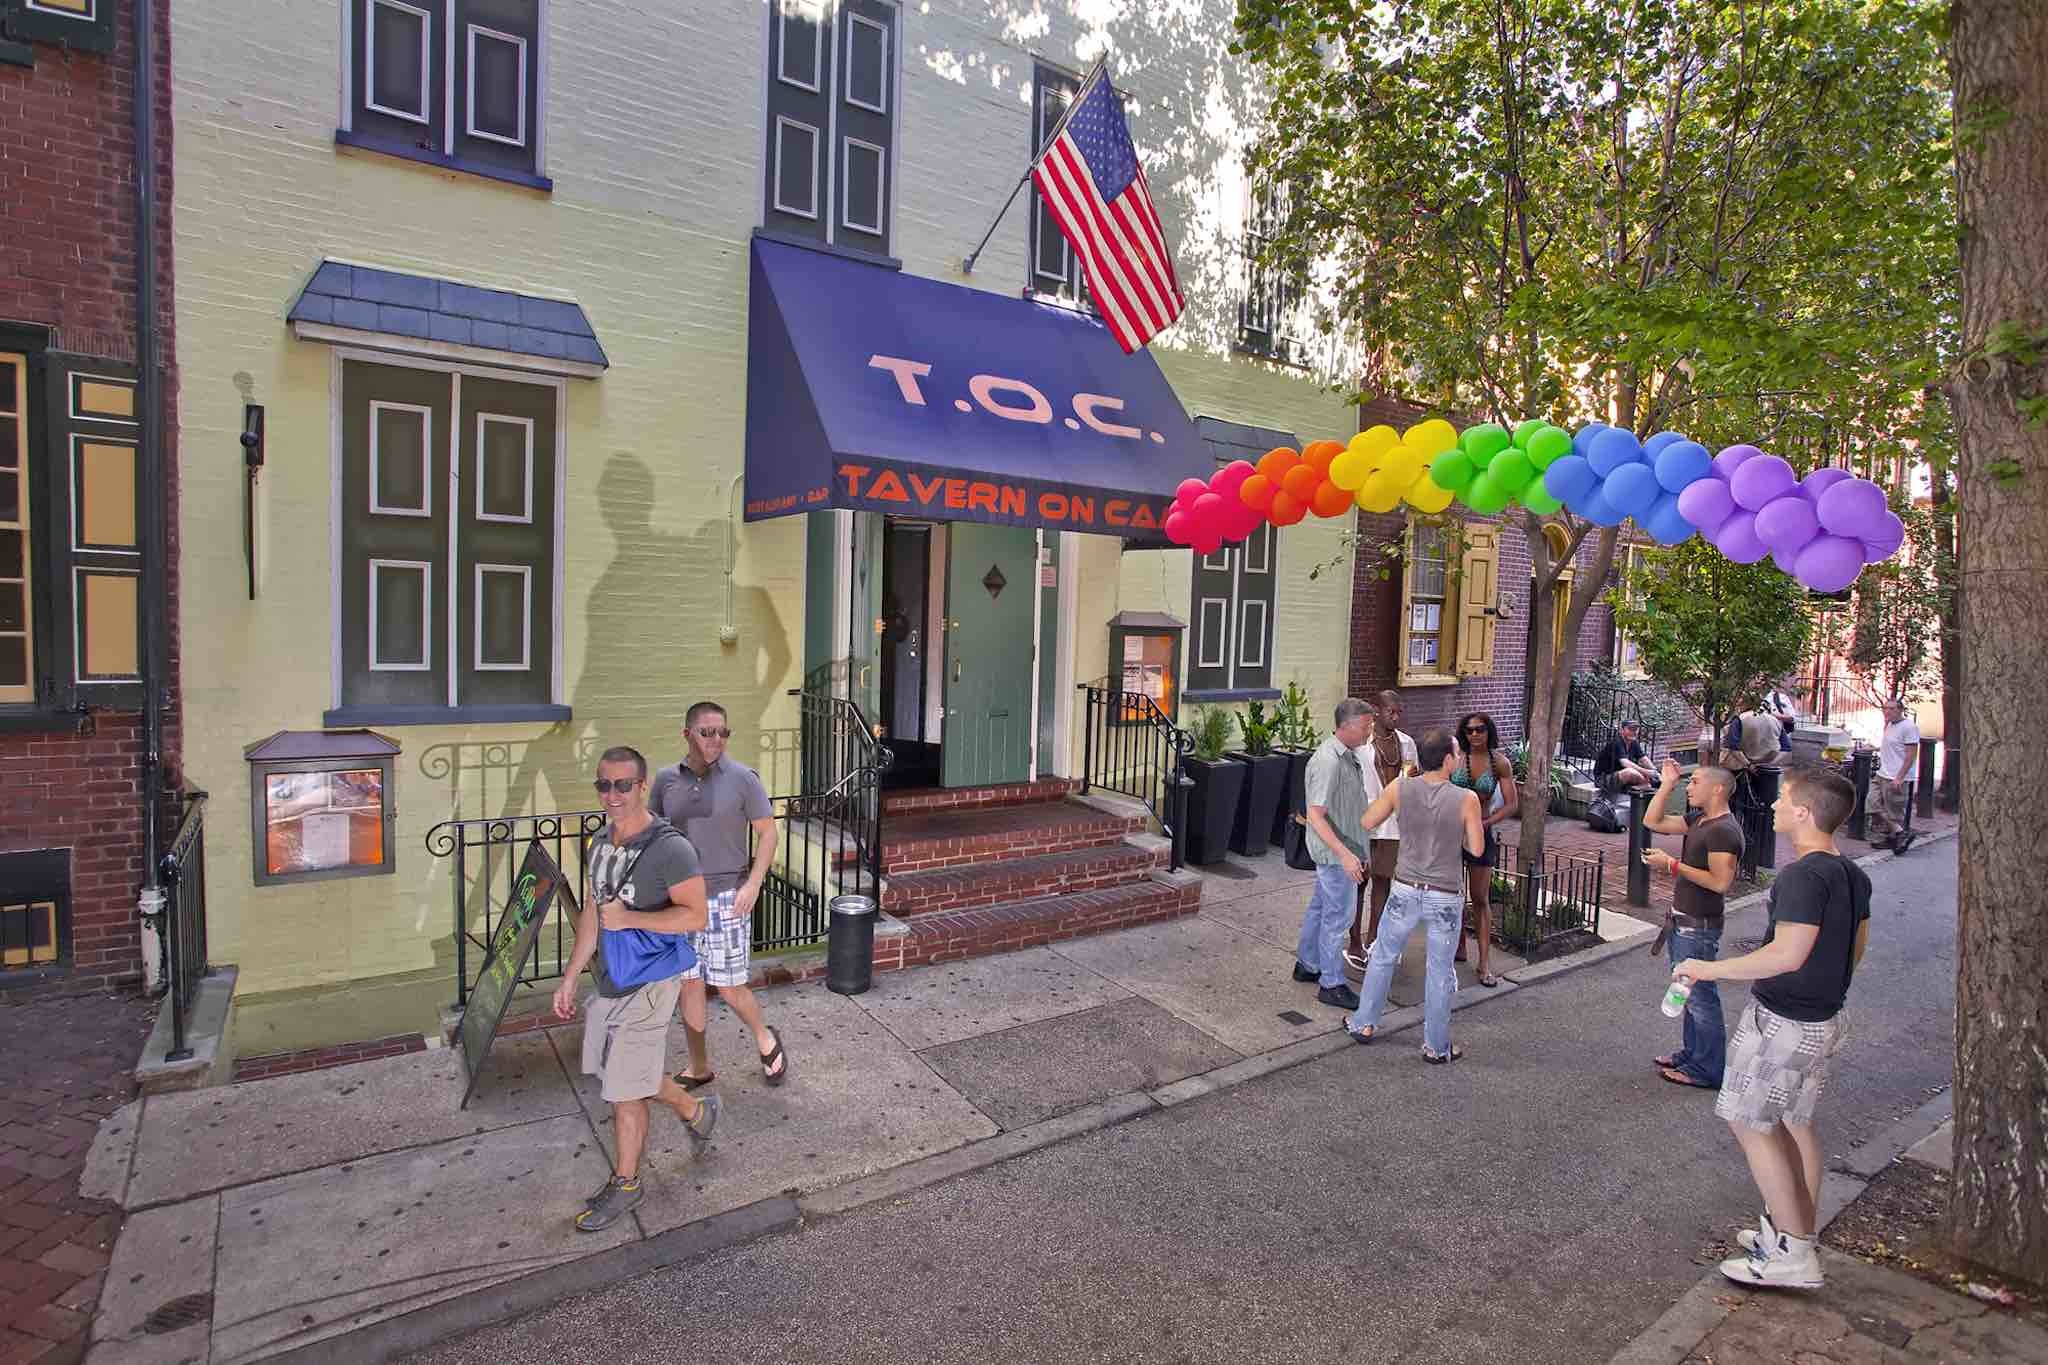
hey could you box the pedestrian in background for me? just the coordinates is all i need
[1352,689,1417,966]
[1641,759,1744,1089]
[1293,698,1374,1010]
[1864,699,1920,854]
[1674,767,1871,1291]
[1595,719,1655,794]
[1450,711,1516,987]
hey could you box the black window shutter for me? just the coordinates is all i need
[451,0,540,176]
[40,351,144,709]
[763,0,835,242]
[7,0,119,54]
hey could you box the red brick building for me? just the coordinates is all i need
[1,0,179,994]
[1345,397,1625,744]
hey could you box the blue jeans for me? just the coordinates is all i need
[1348,882,1463,1056]
[1295,861,1357,989]
[1667,924,1724,1084]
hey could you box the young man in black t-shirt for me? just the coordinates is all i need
[1673,767,1871,1291]
[1642,760,1744,1087]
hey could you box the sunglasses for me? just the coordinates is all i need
[592,778,641,794]
[693,727,732,740]
[1464,725,1488,734]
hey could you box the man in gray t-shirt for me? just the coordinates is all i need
[649,701,788,1090]
[553,746,719,1233]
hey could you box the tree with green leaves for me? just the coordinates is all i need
[1610,539,1812,754]
[1849,504,1946,703]
[1232,0,1954,870]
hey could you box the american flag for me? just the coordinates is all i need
[1031,66,1185,352]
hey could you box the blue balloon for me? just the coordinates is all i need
[1604,462,1662,517]
[1653,440,1713,494]
[1543,453,1598,504]
[1587,427,1645,477]
[1645,493,1696,545]
[1571,422,1612,460]
[1579,488,1625,527]
[1643,431,1686,458]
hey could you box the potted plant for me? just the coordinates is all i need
[1181,706,1246,866]
[1268,682,1318,847]
[1227,700,1291,857]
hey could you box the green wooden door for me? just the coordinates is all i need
[942,523,1037,787]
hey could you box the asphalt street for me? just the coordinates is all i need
[407,846,1959,1365]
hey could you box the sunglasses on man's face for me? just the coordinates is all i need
[592,778,641,795]
[693,727,731,740]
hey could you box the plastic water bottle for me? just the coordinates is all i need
[1661,975,1694,1018]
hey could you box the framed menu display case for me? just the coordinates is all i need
[244,730,402,886]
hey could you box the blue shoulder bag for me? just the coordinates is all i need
[597,832,697,990]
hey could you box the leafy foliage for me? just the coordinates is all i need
[1272,681,1319,749]
[1235,700,1277,756]
[1189,706,1236,763]
[1851,504,1947,702]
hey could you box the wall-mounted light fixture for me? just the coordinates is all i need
[241,404,264,600]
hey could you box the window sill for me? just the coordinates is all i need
[321,704,572,728]
[751,227,901,272]
[1183,688,1281,703]
[1395,673,1462,689]
[0,708,91,736]
[1231,338,1312,371]
[334,130,554,193]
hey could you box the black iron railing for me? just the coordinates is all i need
[431,810,607,1008]
[1489,849,1605,958]
[1732,776,1778,881]
[156,792,210,1063]
[1077,683,1192,870]
[1561,675,1659,785]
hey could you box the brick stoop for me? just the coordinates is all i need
[232,1033,429,1084]
[881,798,1143,874]
[884,875,1202,968]
[882,839,1164,916]
[881,778,1078,815]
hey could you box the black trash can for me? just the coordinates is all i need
[826,894,877,996]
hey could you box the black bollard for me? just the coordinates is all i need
[1918,742,1937,819]
[1848,749,1874,843]
[1626,785,1652,908]
[826,894,877,996]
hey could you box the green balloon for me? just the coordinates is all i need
[1527,426,1573,469]
[1520,470,1563,514]
[1512,418,1547,450]
[1430,450,1476,489]
[1461,423,1511,465]
[1464,469,1512,514]
[1490,449,1534,490]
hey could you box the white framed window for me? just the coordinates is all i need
[368,401,433,517]
[342,0,545,184]
[1200,545,1230,572]
[1029,66,1083,300]
[473,563,531,670]
[844,12,889,113]
[773,117,821,219]
[840,137,885,237]
[364,0,433,124]
[368,558,433,671]
[465,24,528,147]
[474,412,533,523]
[1241,523,1272,575]
[1237,599,1268,671]
[764,0,896,252]
[1195,597,1228,671]
[1186,423,1282,696]
[28,0,99,17]
[776,0,825,92]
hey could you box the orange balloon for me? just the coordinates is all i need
[1269,490,1308,526]
[1256,446,1300,482]
[1311,479,1353,517]
[1301,439,1343,478]
[1238,473,1274,510]
[1281,463,1321,502]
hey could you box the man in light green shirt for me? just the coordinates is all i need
[1293,697,1374,1009]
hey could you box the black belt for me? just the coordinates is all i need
[1397,876,1462,896]
[1651,909,1722,954]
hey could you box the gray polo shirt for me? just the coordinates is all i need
[649,757,773,896]
[1303,735,1368,864]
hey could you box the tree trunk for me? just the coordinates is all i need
[1932,460,1963,810]
[1947,0,2048,1284]
[1515,518,1620,873]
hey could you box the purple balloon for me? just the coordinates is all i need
[1543,453,1598,504]
[1677,475,1736,530]
[1571,422,1612,460]
[1644,493,1695,545]
[1604,461,1663,517]
[1714,444,1764,480]
[1579,488,1626,527]
[1653,441,1713,493]
[1730,454,1797,511]
[1718,511,1770,564]
[1771,545,1802,576]
[1587,427,1645,477]
[1861,509,1906,562]
[1817,477,1888,538]
[1802,466,1852,500]
[1754,493,1821,554]
[1643,431,1686,458]
[1795,534,1866,593]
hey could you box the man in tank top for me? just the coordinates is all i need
[1343,726,1486,1063]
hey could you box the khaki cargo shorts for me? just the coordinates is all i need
[579,976,681,1103]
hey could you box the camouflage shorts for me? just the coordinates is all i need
[1714,1000,1847,1132]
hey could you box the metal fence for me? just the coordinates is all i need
[156,793,211,1062]
[1560,676,1658,786]
[1488,849,1606,957]
[1077,682,1192,869]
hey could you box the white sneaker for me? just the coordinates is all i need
[1720,1234,1824,1290]
[1735,1211,1776,1253]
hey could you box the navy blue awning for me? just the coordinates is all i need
[744,237,1200,536]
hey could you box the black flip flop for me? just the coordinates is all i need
[760,1026,789,1087]
[1347,1025,1375,1045]
[1476,972,1501,988]
[1423,1046,1464,1065]
[672,1071,716,1092]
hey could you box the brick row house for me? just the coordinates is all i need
[0,0,179,996]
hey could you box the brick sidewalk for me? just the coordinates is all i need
[0,990,157,1365]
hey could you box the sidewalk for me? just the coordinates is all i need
[79,849,1658,1364]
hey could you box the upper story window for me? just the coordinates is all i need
[0,0,120,65]
[763,0,899,256]
[1238,176,1309,363]
[1028,64,1086,305]
[338,0,547,191]
[1397,518,1500,687]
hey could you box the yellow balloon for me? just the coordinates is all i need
[1405,419,1459,459]
[1328,447,1372,490]
[1381,444,1427,485]
[1356,468,1406,513]
[1404,475,1455,514]
[1349,425,1400,463]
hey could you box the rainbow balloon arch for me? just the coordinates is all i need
[1162,418,1906,594]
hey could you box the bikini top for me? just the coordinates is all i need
[1452,757,1499,798]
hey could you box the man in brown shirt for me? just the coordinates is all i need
[1643,759,1745,1088]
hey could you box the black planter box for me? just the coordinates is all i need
[1227,751,1290,857]
[1183,757,1248,866]
[1270,747,1312,847]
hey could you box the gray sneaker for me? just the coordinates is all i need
[685,1092,722,1150]
[1736,1210,1777,1253]
[575,1176,642,1233]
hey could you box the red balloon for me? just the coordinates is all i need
[1163,508,1191,544]
[1191,492,1228,529]
[1176,477,1209,507]
[1281,464,1321,502]
[1225,500,1265,539]
[1269,490,1307,526]
[1212,460,1257,498]
[1311,479,1353,518]
[1190,531,1223,556]
[1238,473,1275,510]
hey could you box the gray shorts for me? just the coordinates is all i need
[680,889,750,988]
[1714,1000,1846,1132]
[579,976,681,1103]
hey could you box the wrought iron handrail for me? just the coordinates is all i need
[1561,675,1659,780]
[156,791,210,1063]
[1077,682,1193,869]
[1809,671,1889,728]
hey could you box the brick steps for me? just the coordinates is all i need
[880,798,1141,874]
[881,839,1162,916]
[882,777,1078,816]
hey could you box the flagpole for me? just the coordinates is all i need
[961,54,1109,274]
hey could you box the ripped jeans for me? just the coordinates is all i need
[1348,882,1463,1056]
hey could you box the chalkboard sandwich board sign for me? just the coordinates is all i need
[458,839,574,1109]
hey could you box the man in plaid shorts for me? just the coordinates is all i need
[1673,766,1871,1290]
[650,701,790,1089]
